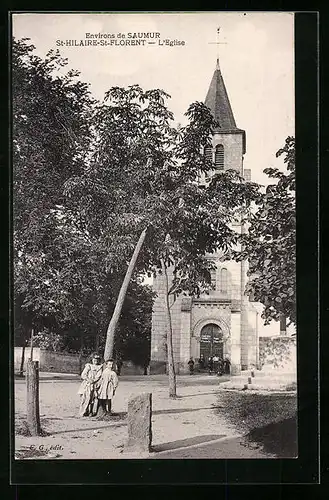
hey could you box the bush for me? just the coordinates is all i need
[32,330,65,352]
[259,336,296,369]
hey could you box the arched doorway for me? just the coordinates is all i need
[199,323,223,369]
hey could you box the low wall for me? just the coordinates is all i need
[149,360,166,375]
[14,347,40,372]
[120,361,146,376]
[40,349,89,374]
[14,347,147,375]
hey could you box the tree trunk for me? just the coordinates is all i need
[104,228,148,361]
[280,314,287,336]
[161,259,177,398]
[95,332,100,352]
[26,359,41,436]
[19,345,26,377]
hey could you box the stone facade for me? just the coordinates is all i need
[150,258,259,375]
[150,58,260,375]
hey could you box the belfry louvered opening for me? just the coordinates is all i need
[215,144,224,169]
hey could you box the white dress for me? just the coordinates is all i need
[77,363,103,416]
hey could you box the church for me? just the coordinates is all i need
[150,57,260,376]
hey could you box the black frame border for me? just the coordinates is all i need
[4,10,320,486]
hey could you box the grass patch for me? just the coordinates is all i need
[216,391,297,457]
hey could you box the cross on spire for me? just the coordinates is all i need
[208,27,227,65]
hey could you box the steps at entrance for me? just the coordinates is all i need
[220,369,297,391]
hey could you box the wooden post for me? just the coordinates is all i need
[255,311,259,369]
[26,359,41,436]
[19,345,26,377]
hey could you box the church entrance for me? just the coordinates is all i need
[199,323,224,371]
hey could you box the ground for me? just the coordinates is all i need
[14,373,297,460]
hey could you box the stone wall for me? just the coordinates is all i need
[14,347,40,372]
[15,347,147,375]
[120,361,146,375]
[39,349,88,374]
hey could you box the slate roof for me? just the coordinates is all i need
[205,58,246,152]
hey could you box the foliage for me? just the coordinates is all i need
[64,87,260,376]
[236,137,296,325]
[13,40,153,365]
[32,330,65,352]
[259,336,296,369]
[13,37,94,335]
[13,39,263,375]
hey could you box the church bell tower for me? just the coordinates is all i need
[149,46,258,376]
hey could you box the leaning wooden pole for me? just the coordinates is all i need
[26,359,41,436]
[19,344,25,377]
[104,228,148,361]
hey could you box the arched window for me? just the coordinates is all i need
[220,268,228,293]
[204,145,213,163]
[215,145,224,170]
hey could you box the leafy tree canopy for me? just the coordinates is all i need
[235,136,296,325]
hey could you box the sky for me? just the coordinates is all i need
[12,12,295,335]
[13,11,295,186]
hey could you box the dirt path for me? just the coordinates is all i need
[14,374,292,459]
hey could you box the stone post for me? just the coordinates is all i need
[124,393,152,454]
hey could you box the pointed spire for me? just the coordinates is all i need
[205,60,237,130]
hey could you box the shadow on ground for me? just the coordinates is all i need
[152,434,225,453]
[245,415,298,457]
[15,447,54,460]
[180,392,218,398]
[15,412,127,438]
[153,406,221,416]
[216,390,298,458]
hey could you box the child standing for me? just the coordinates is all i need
[78,353,103,417]
[97,359,119,415]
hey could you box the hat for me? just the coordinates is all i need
[92,353,101,359]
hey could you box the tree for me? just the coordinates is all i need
[237,136,296,326]
[13,41,153,357]
[65,88,260,397]
[13,40,261,398]
[13,38,95,341]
